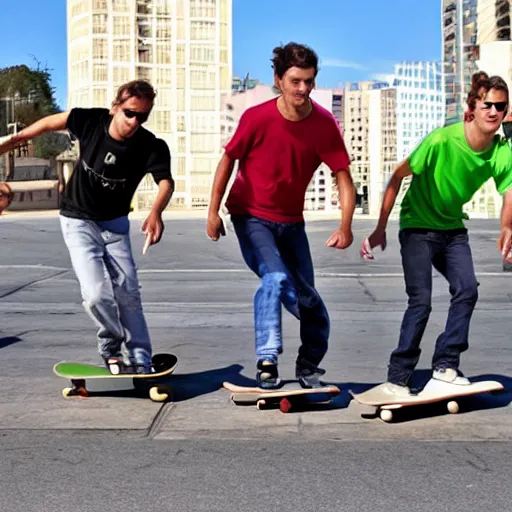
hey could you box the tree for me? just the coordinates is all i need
[0,62,69,159]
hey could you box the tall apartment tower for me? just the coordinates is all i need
[442,0,512,217]
[442,0,511,125]
[67,0,232,209]
[393,61,444,161]
[442,0,479,125]
[344,63,444,217]
[343,80,390,213]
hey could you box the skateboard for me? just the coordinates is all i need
[53,353,178,402]
[349,379,504,422]
[223,381,341,413]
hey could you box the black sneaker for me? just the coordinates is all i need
[134,363,155,375]
[296,357,326,388]
[104,356,135,375]
[256,360,281,389]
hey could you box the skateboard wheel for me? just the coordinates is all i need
[256,399,266,410]
[62,386,88,398]
[279,398,292,413]
[149,385,169,402]
[447,400,459,414]
[62,387,73,398]
[379,409,393,422]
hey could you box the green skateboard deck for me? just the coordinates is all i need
[53,353,178,402]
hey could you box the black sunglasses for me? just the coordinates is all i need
[482,101,508,112]
[122,109,150,124]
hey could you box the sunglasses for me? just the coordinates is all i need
[122,109,150,124]
[481,101,508,112]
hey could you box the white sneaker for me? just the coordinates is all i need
[380,382,411,398]
[432,368,470,386]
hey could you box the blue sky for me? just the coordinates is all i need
[0,0,441,110]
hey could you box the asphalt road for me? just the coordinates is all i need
[0,212,511,511]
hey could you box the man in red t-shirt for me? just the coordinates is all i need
[207,42,355,389]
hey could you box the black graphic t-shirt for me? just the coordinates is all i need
[60,108,173,221]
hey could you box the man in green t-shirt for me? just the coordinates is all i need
[361,72,512,395]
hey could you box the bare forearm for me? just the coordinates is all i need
[376,161,412,230]
[208,153,235,216]
[336,170,356,231]
[14,112,69,143]
[0,112,69,155]
[151,179,174,215]
[376,176,402,230]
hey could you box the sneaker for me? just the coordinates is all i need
[256,360,281,389]
[104,356,135,375]
[134,363,155,375]
[379,381,412,398]
[432,367,470,386]
[295,357,326,389]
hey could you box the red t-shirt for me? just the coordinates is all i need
[224,97,350,223]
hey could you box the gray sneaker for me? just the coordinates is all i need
[296,357,326,388]
[256,360,281,389]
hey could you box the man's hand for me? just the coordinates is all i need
[326,226,353,250]
[141,212,164,254]
[0,182,13,214]
[361,229,387,260]
[0,136,16,158]
[498,226,512,262]
[206,213,226,241]
[368,229,387,252]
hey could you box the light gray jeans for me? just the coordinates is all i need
[60,215,152,367]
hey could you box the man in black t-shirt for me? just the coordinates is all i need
[0,80,174,373]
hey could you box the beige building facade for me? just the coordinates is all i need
[67,0,232,209]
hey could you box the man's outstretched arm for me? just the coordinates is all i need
[0,112,70,156]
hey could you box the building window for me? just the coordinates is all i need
[190,21,216,40]
[113,40,130,61]
[113,16,130,36]
[93,14,108,34]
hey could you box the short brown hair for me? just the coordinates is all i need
[466,71,509,110]
[271,42,319,79]
[113,80,156,105]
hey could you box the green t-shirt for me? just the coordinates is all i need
[400,122,512,230]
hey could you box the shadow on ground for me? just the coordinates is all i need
[0,336,23,350]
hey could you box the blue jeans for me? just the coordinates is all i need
[388,228,479,385]
[60,215,152,366]
[231,215,330,365]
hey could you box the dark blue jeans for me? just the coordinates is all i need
[388,229,479,385]
[231,215,330,365]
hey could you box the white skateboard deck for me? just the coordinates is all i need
[350,379,504,422]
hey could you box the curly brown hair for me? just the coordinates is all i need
[271,42,319,79]
[466,71,509,111]
[113,80,156,105]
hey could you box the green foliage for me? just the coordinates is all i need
[0,62,67,158]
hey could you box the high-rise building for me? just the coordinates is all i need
[393,61,444,161]
[343,81,390,212]
[67,0,232,209]
[442,0,479,125]
[442,0,512,217]
[367,86,398,216]
[442,0,512,125]
[344,63,444,217]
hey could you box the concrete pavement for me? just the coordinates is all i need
[2,212,512,511]
[0,213,511,439]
